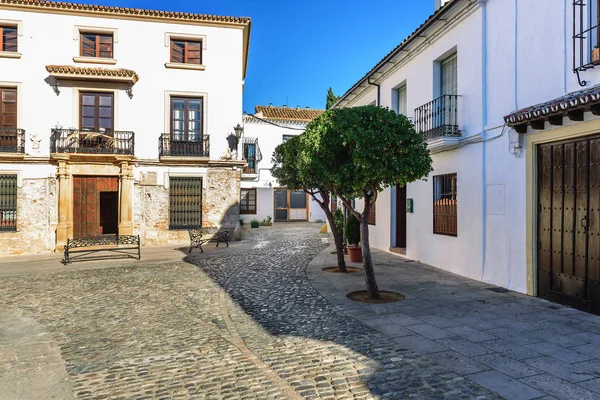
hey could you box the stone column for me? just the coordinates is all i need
[118,161,134,235]
[55,160,71,251]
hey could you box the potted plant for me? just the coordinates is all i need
[346,213,362,262]
[250,219,259,228]
[593,45,600,65]
[259,216,272,226]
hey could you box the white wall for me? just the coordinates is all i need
[0,7,245,162]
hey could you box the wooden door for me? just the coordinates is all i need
[73,176,119,238]
[538,136,600,314]
[396,185,407,248]
[80,92,114,131]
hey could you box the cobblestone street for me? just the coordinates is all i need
[0,223,501,399]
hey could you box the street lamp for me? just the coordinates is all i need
[233,123,244,160]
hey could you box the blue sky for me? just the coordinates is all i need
[86,0,433,111]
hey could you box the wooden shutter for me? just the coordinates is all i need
[81,33,113,58]
[170,40,202,64]
[1,26,17,52]
[0,88,17,128]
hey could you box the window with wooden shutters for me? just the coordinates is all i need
[0,26,17,52]
[240,188,256,214]
[0,174,17,231]
[0,88,17,128]
[368,200,376,225]
[170,39,202,64]
[169,177,202,229]
[80,33,113,58]
[433,173,457,236]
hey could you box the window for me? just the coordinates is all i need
[171,97,203,141]
[0,26,17,52]
[169,177,202,229]
[331,195,337,212]
[397,85,407,116]
[80,92,113,131]
[170,39,202,64]
[440,54,458,96]
[80,32,113,58]
[0,174,17,231]
[282,134,295,142]
[243,143,256,174]
[368,200,376,225]
[240,188,256,214]
[0,88,17,128]
[433,173,457,236]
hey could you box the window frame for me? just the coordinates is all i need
[79,32,114,59]
[168,176,203,230]
[170,38,203,65]
[240,188,257,214]
[0,87,17,129]
[0,173,17,232]
[170,96,203,142]
[79,92,114,132]
[433,173,458,237]
[397,84,407,116]
[0,25,18,53]
[243,143,257,174]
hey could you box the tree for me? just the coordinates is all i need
[299,105,432,299]
[325,87,340,110]
[271,136,348,272]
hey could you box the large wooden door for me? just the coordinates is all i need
[396,185,407,248]
[73,176,119,238]
[538,136,600,314]
[274,189,308,222]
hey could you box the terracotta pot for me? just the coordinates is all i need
[593,48,600,65]
[348,246,363,263]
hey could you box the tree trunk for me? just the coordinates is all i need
[323,207,347,272]
[361,203,380,299]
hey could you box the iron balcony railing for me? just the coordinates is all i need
[0,128,25,153]
[414,94,460,140]
[159,134,210,157]
[50,129,134,155]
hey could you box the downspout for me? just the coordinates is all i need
[368,78,381,106]
[481,0,489,281]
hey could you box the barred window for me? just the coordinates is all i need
[169,177,202,229]
[368,200,376,225]
[0,174,17,232]
[240,188,256,214]
[433,173,457,236]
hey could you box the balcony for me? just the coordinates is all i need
[159,134,209,158]
[50,129,134,155]
[0,128,25,154]
[414,94,460,140]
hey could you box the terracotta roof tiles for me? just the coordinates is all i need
[46,65,140,83]
[254,105,324,122]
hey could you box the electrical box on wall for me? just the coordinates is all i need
[406,198,414,213]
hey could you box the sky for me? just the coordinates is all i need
[82,0,434,112]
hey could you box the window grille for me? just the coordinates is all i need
[240,188,256,214]
[0,174,17,232]
[433,173,457,236]
[573,0,600,86]
[169,177,202,229]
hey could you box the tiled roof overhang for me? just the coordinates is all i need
[504,84,600,134]
[46,65,140,84]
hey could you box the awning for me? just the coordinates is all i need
[504,84,600,133]
[46,65,139,84]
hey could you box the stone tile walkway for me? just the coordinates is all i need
[307,244,600,400]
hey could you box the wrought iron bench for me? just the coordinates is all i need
[62,234,141,264]
[188,227,230,253]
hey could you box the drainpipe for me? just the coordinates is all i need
[481,0,489,282]
[368,78,381,106]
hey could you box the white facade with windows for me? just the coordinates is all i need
[240,105,327,224]
[335,0,600,308]
[0,0,250,254]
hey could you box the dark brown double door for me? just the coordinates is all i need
[73,176,119,238]
[538,136,600,314]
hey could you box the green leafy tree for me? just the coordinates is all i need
[325,87,340,110]
[300,105,432,298]
[271,136,348,272]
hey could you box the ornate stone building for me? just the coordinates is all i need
[0,0,251,254]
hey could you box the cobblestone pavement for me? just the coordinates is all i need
[0,223,501,399]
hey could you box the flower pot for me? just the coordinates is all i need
[593,48,600,65]
[348,246,363,263]
[250,221,259,228]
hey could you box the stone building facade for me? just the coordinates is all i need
[0,0,250,255]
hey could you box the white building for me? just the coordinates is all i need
[240,105,326,224]
[334,0,600,313]
[0,0,251,254]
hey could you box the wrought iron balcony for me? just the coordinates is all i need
[50,129,134,155]
[159,133,209,157]
[0,128,25,153]
[414,94,460,140]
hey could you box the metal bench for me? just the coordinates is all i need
[62,234,141,264]
[188,227,230,253]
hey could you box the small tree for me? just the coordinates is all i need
[271,136,348,272]
[325,87,340,110]
[300,105,432,299]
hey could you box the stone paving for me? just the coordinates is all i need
[0,223,598,399]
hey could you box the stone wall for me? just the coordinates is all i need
[0,178,58,255]
[134,167,241,246]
